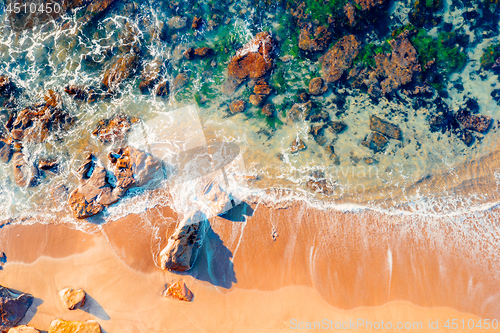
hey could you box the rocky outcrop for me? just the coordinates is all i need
[309,77,328,95]
[13,152,39,187]
[322,35,360,83]
[92,114,137,143]
[7,325,40,333]
[163,282,194,302]
[328,121,347,134]
[184,47,214,59]
[102,53,139,92]
[354,0,388,10]
[64,85,99,103]
[48,320,101,333]
[298,25,332,52]
[456,110,492,133]
[291,138,306,153]
[369,115,402,140]
[6,92,74,143]
[372,31,421,95]
[67,154,114,218]
[173,73,189,91]
[0,286,34,332]
[160,211,209,272]
[229,100,246,114]
[227,32,275,89]
[59,288,86,310]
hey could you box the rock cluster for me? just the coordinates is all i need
[102,53,139,92]
[249,80,272,106]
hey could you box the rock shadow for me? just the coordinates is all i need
[181,226,237,289]
[19,297,43,325]
[80,294,111,320]
[219,201,254,222]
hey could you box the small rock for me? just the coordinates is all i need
[92,114,135,143]
[194,47,213,57]
[361,132,389,152]
[249,94,265,106]
[370,115,402,140]
[192,17,202,30]
[64,85,98,103]
[0,136,13,163]
[48,319,101,333]
[328,121,347,134]
[287,101,312,122]
[298,92,310,103]
[262,103,276,117]
[156,81,169,97]
[163,282,193,302]
[59,288,86,310]
[102,53,139,92]
[309,77,328,95]
[325,144,340,165]
[139,59,162,94]
[168,16,187,29]
[291,138,306,153]
[0,286,34,332]
[306,171,334,195]
[364,157,378,165]
[229,100,246,114]
[38,158,58,172]
[7,325,40,333]
[459,130,475,146]
[0,76,16,98]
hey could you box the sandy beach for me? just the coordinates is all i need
[0,199,498,332]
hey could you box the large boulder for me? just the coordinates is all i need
[0,286,34,333]
[59,288,86,310]
[160,211,209,272]
[227,32,275,90]
[321,35,360,83]
[163,282,193,302]
[48,320,101,333]
[369,115,402,140]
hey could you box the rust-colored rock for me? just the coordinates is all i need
[249,80,272,106]
[0,76,16,97]
[370,115,402,140]
[160,211,209,272]
[48,319,101,333]
[262,103,276,117]
[173,73,189,90]
[344,3,356,26]
[194,47,213,57]
[354,0,388,10]
[227,32,275,89]
[0,136,13,163]
[64,85,98,102]
[156,81,169,97]
[456,110,492,133]
[12,153,38,187]
[163,282,194,302]
[38,158,58,172]
[229,100,246,114]
[7,325,40,333]
[373,31,421,94]
[192,16,202,30]
[287,100,313,122]
[291,138,306,153]
[298,25,332,52]
[309,77,328,95]
[92,114,136,143]
[102,53,139,91]
[306,171,335,195]
[59,288,86,310]
[322,35,360,83]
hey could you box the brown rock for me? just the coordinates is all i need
[361,131,389,152]
[0,136,13,163]
[253,80,272,95]
[192,16,202,30]
[156,81,169,97]
[139,60,162,93]
[249,94,265,106]
[59,288,86,310]
[287,101,312,122]
[183,47,194,60]
[160,211,209,272]
[456,110,492,133]
[291,138,306,153]
[328,121,347,133]
[325,144,340,165]
[262,103,275,117]
[163,282,194,302]
[227,32,275,90]
[12,153,38,187]
[373,31,421,94]
[0,286,33,333]
[344,3,356,26]
[298,25,332,52]
[194,47,213,57]
[38,158,58,172]
[64,85,98,102]
[7,325,40,333]
[298,92,309,103]
[173,73,189,90]
[322,35,360,83]
[229,100,246,114]
[309,77,327,95]
[369,115,402,140]
[306,171,335,195]
[354,0,388,10]
[92,114,135,143]
[102,53,139,91]
[48,319,101,333]
[310,124,325,137]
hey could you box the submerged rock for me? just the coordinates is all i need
[249,80,272,106]
[7,325,40,333]
[59,288,86,310]
[287,101,312,122]
[192,17,202,30]
[12,153,38,187]
[306,171,335,195]
[309,77,328,95]
[361,131,389,152]
[92,114,137,143]
[0,136,13,163]
[38,158,59,172]
[227,32,275,90]
[0,286,34,332]
[0,76,16,98]
[291,138,306,153]
[328,121,347,134]
[298,25,332,52]
[321,35,360,83]
[160,211,209,272]
[102,53,139,92]
[354,0,388,10]
[139,60,162,94]
[168,16,187,29]
[229,100,246,114]
[369,115,402,140]
[262,103,276,117]
[64,85,99,103]
[456,110,492,133]
[173,73,189,91]
[48,320,101,333]
[163,282,193,302]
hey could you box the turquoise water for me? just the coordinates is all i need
[0,0,499,223]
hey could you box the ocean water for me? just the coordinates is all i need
[0,0,499,225]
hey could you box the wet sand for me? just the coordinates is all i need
[0,200,498,332]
